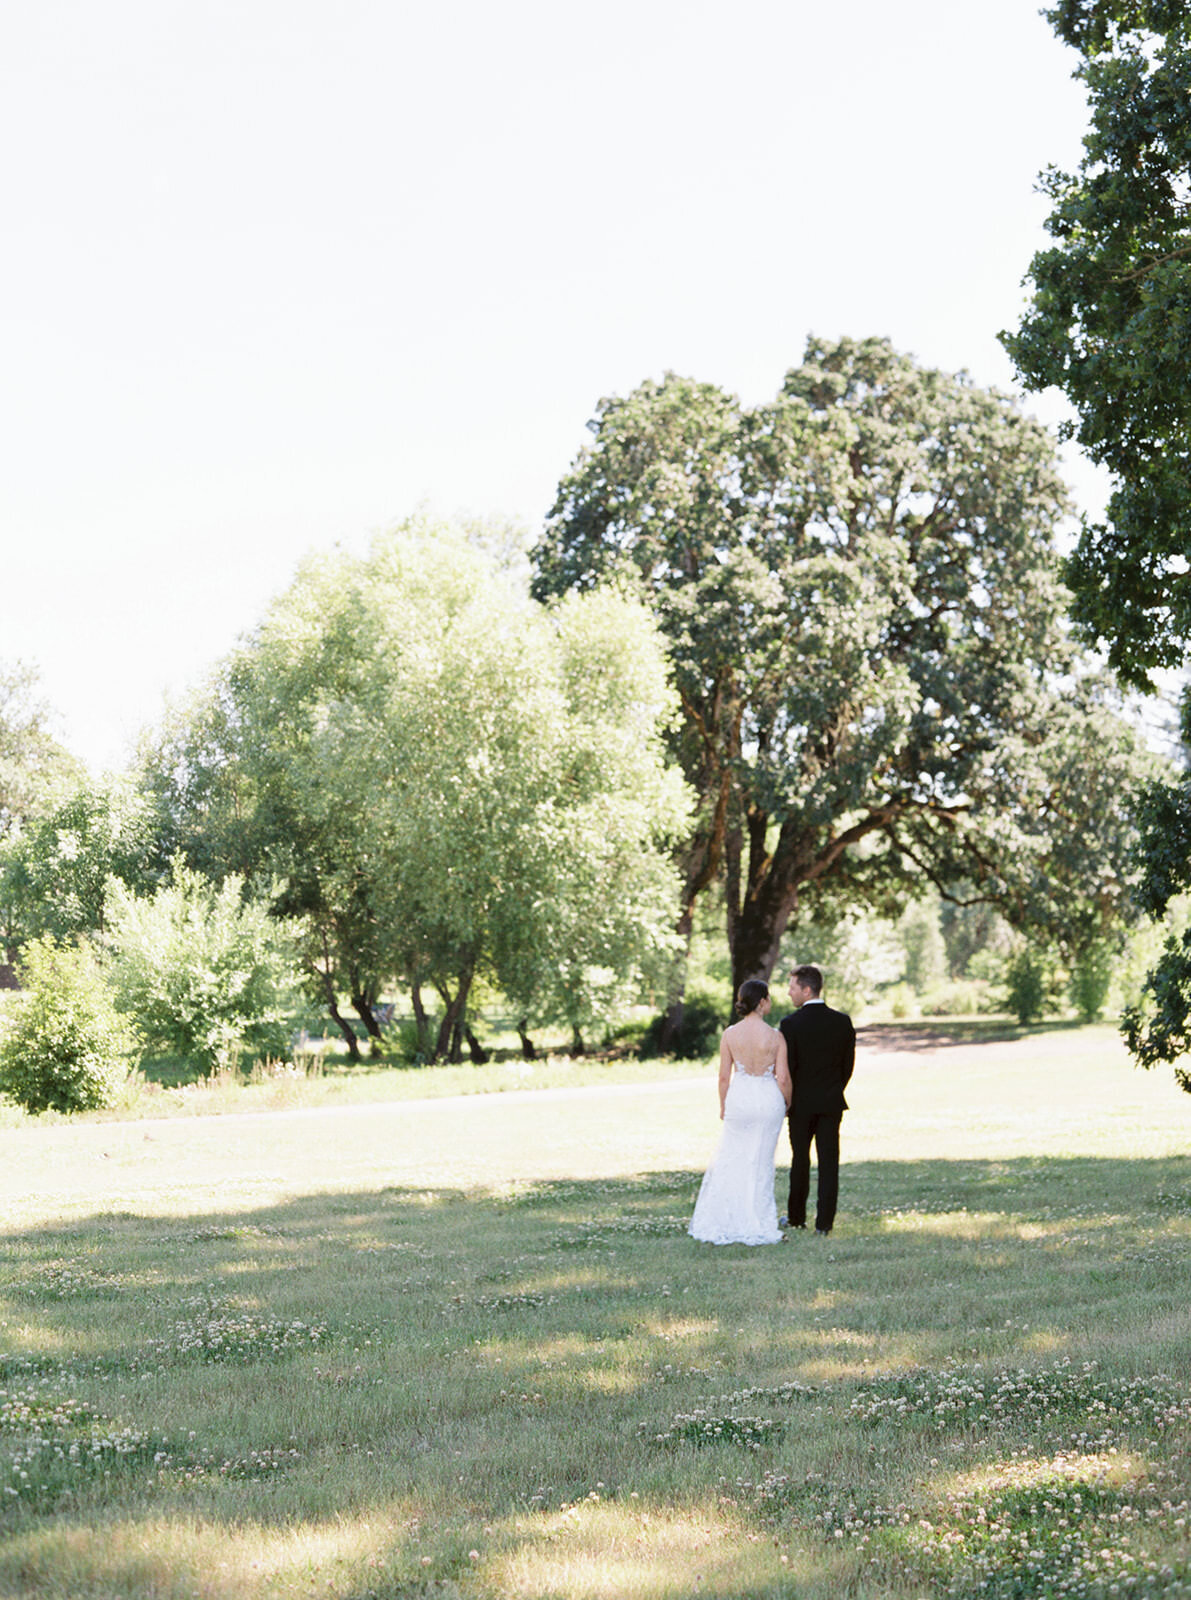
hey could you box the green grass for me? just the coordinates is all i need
[0,1024,1189,1598]
[0,1046,708,1131]
[0,1013,1103,1131]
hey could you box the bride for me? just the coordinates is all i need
[688,979,792,1246]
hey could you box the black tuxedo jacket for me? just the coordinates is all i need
[779,1002,855,1117]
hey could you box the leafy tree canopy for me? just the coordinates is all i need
[1,777,156,946]
[533,336,1148,1000]
[143,520,689,1058]
[1009,1,1191,1091]
[0,662,80,841]
[1120,696,1191,1087]
[1003,1,1191,684]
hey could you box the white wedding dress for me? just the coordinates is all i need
[688,1062,786,1246]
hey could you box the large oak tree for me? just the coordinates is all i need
[533,336,1145,1015]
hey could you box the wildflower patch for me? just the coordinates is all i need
[1,1383,304,1510]
[1,1387,161,1509]
[847,1359,1191,1447]
[646,1381,818,1452]
[905,1454,1191,1599]
[144,1311,329,1364]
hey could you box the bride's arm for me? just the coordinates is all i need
[775,1031,792,1110]
[717,1033,732,1119]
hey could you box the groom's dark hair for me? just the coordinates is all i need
[793,964,823,995]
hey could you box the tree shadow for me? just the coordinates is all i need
[4,1152,1188,1378]
[2,1153,1189,1598]
[856,1017,1103,1052]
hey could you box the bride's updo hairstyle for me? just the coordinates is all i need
[735,978,769,1017]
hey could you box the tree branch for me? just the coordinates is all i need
[1115,240,1191,283]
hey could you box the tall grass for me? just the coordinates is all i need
[0,1023,1188,1599]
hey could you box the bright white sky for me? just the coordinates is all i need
[2,0,1100,773]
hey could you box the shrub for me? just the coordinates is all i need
[1005,949,1046,1025]
[967,948,1007,985]
[879,983,919,1019]
[898,896,947,991]
[1069,944,1114,1023]
[919,980,986,1017]
[605,1014,651,1054]
[0,939,132,1114]
[389,1017,427,1065]
[640,989,726,1059]
[107,862,303,1073]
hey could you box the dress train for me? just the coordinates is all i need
[688,1064,785,1246]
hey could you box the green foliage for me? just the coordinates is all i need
[918,979,988,1017]
[0,664,82,966]
[1004,5,1191,684]
[1,778,156,945]
[534,335,1143,994]
[1069,942,1115,1023]
[0,938,131,1114]
[1005,950,1047,1025]
[141,519,689,1059]
[781,904,904,1016]
[1010,3,1191,1092]
[940,895,1014,981]
[639,987,725,1059]
[968,946,1010,987]
[1133,770,1191,919]
[1047,0,1190,52]
[1122,925,1191,1091]
[1117,739,1191,1087]
[898,895,947,993]
[1106,894,1190,1013]
[980,677,1160,964]
[107,861,303,1073]
[881,982,918,1019]
[385,1016,430,1066]
[0,662,80,844]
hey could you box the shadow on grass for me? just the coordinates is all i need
[2,1153,1190,1598]
[4,1152,1189,1369]
[855,1017,1109,1052]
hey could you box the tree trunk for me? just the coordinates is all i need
[657,902,695,1053]
[411,980,432,1061]
[350,983,384,1057]
[657,686,741,1049]
[726,809,903,995]
[464,1025,488,1064]
[314,966,360,1062]
[726,801,794,993]
[570,1025,585,1057]
[516,1019,537,1060]
[729,875,800,995]
[435,967,474,1064]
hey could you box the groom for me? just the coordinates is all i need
[779,964,855,1236]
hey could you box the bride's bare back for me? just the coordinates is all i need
[722,1012,782,1073]
[714,995,792,1117]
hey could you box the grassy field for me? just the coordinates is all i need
[1,1023,1189,1599]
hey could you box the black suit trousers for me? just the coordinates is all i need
[787,1110,841,1232]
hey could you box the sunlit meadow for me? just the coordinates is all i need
[1,1023,1189,1599]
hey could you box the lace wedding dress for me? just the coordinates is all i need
[688,1063,786,1246]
